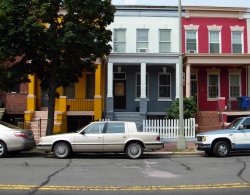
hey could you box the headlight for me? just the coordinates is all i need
[197,136,206,142]
[202,136,206,142]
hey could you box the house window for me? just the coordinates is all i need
[232,31,243,53]
[113,29,126,52]
[136,29,149,53]
[158,73,171,98]
[64,83,75,99]
[229,73,240,98]
[191,74,197,98]
[86,74,95,99]
[209,31,220,53]
[208,74,220,99]
[186,30,197,53]
[159,29,171,53]
[136,73,149,98]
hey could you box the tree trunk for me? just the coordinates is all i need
[46,82,56,136]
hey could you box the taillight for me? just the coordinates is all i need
[14,132,29,139]
[156,135,160,141]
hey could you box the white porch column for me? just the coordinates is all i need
[185,64,191,97]
[107,62,113,98]
[140,63,146,98]
[175,63,180,98]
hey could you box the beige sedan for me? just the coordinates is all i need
[0,121,36,157]
[37,121,163,159]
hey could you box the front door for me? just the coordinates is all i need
[73,122,105,152]
[114,80,126,109]
[234,118,250,149]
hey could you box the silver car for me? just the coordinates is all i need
[0,121,36,157]
[37,121,163,159]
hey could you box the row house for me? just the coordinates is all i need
[1,5,250,136]
[182,6,250,131]
[105,5,181,126]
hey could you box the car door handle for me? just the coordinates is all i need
[122,136,126,138]
[98,137,102,138]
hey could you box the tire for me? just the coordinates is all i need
[53,142,71,159]
[126,142,143,159]
[0,141,7,158]
[213,141,230,157]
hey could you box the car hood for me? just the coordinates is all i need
[197,129,236,136]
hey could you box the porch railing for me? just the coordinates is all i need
[67,98,94,111]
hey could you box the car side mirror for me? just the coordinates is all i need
[239,125,244,130]
[81,131,85,135]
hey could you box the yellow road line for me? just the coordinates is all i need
[0,183,250,191]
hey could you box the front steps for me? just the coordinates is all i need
[28,111,62,142]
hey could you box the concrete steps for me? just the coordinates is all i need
[29,111,61,142]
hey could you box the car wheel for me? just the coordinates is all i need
[53,142,71,159]
[0,141,7,158]
[126,142,143,159]
[213,141,230,157]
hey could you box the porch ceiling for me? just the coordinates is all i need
[108,53,179,65]
[183,53,250,67]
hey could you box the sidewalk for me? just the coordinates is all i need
[154,139,202,155]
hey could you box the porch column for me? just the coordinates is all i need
[106,62,114,120]
[185,64,191,97]
[175,63,180,98]
[140,63,147,121]
[94,59,102,121]
[27,74,36,111]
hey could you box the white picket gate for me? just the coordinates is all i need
[143,118,196,139]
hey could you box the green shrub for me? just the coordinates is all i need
[167,97,197,119]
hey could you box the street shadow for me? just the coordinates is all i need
[42,152,171,160]
[200,151,250,158]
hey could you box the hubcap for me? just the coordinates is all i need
[218,144,227,155]
[56,145,67,156]
[128,145,141,158]
[0,144,3,155]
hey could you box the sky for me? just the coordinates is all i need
[112,0,250,8]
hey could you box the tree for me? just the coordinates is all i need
[0,0,115,135]
[167,97,197,119]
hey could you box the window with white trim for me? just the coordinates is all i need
[158,73,171,98]
[186,30,197,53]
[136,73,149,98]
[159,29,171,53]
[232,31,243,53]
[209,31,220,53]
[208,74,220,99]
[113,29,126,52]
[229,73,241,98]
[136,29,149,53]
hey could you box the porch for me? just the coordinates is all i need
[106,53,180,123]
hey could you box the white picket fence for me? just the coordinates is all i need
[143,118,196,139]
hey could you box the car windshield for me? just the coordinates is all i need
[228,118,242,130]
[0,121,22,129]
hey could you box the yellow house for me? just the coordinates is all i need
[24,58,106,140]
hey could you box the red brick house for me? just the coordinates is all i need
[182,6,250,131]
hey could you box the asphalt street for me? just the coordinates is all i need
[0,152,250,195]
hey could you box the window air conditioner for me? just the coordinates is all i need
[188,50,195,53]
[138,48,149,53]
